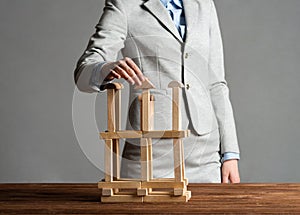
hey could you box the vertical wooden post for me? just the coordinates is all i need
[148,95,155,180]
[104,139,114,182]
[106,88,115,183]
[113,89,121,181]
[168,81,185,183]
[139,95,154,180]
[135,79,155,196]
[138,94,150,182]
[107,89,116,132]
[103,83,124,183]
[141,89,150,181]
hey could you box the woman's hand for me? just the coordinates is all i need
[222,159,240,183]
[102,57,145,86]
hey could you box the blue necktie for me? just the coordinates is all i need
[164,0,186,39]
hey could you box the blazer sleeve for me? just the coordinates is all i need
[74,0,127,93]
[208,0,240,155]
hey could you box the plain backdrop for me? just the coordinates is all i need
[0,0,299,183]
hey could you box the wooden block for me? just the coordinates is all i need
[104,139,113,182]
[101,195,143,203]
[139,91,154,132]
[114,191,137,195]
[117,178,142,182]
[140,138,149,181]
[150,95,155,101]
[148,138,153,180]
[173,139,183,182]
[150,99,154,131]
[137,188,148,196]
[149,191,172,195]
[143,193,191,203]
[113,139,120,180]
[107,89,116,132]
[149,178,176,182]
[168,81,184,131]
[98,181,141,189]
[102,188,113,197]
[139,94,155,102]
[134,78,155,90]
[139,97,143,131]
[142,90,151,131]
[184,178,189,185]
[146,178,188,184]
[180,139,186,181]
[102,82,124,90]
[100,131,143,139]
[172,87,181,131]
[141,181,186,189]
[148,94,154,183]
[142,130,190,139]
[115,88,121,131]
[168,81,185,89]
[186,190,192,199]
[174,188,185,196]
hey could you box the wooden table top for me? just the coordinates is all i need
[0,183,300,214]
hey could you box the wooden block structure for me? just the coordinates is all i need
[98,79,191,203]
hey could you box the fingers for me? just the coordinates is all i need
[119,59,142,86]
[125,57,145,82]
[222,159,240,184]
[113,65,135,85]
[110,70,121,79]
[229,172,240,183]
[110,57,145,86]
[222,171,229,184]
[222,172,240,184]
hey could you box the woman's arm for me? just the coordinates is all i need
[74,0,144,92]
[208,0,240,183]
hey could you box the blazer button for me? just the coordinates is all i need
[185,53,189,59]
[186,84,190,90]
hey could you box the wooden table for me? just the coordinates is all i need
[1,183,300,214]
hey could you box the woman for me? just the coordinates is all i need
[74,0,240,183]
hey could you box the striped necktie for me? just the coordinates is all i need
[164,0,186,39]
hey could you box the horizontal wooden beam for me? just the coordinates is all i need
[100,130,143,139]
[143,130,190,139]
[100,130,190,140]
[141,181,186,189]
[98,181,141,189]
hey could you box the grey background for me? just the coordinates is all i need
[0,0,299,183]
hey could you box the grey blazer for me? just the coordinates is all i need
[74,0,240,155]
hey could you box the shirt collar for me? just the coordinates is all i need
[160,0,168,8]
[160,0,183,9]
[172,0,183,9]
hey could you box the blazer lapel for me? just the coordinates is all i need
[182,0,200,43]
[142,0,183,42]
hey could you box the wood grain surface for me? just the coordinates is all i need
[1,183,300,214]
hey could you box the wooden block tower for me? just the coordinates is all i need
[98,79,191,203]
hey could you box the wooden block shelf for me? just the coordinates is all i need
[99,80,191,203]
